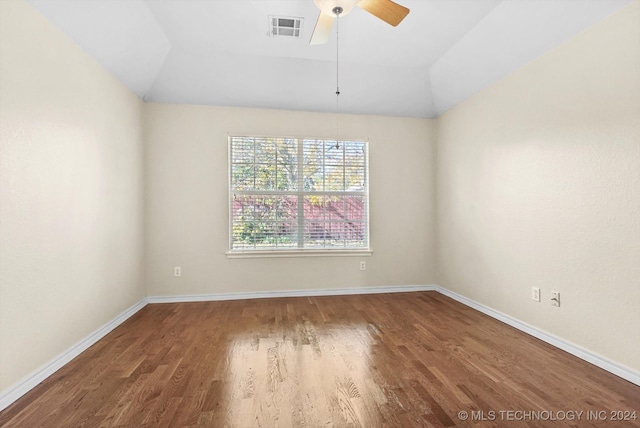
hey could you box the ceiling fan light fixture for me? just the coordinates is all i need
[313,0,359,17]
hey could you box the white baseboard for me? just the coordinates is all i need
[0,298,148,412]
[147,284,436,304]
[435,286,640,386]
[150,284,639,386]
[3,284,638,413]
[0,286,433,411]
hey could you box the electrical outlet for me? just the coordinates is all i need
[532,287,540,302]
[360,261,366,271]
[174,266,181,277]
[551,291,560,307]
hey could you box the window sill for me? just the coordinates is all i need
[226,249,373,259]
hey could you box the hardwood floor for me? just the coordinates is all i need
[1,291,638,427]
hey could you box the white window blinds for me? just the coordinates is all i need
[229,136,369,251]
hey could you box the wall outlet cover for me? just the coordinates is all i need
[532,287,540,302]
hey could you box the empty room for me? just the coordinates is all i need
[1,0,638,426]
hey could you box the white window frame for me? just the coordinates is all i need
[227,136,372,258]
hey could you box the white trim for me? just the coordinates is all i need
[3,284,638,413]
[436,286,640,386]
[226,249,373,258]
[147,284,436,303]
[0,298,148,411]
[148,285,639,386]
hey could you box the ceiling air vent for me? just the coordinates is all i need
[269,16,303,38]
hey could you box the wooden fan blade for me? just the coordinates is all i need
[310,12,335,45]
[357,0,410,26]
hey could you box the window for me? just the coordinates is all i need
[229,136,369,253]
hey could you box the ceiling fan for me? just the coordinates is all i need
[310,0,410,45]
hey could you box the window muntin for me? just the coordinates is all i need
[229,136,369,251]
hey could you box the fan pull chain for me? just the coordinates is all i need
[335,7,341,150]
[336,9,340,98]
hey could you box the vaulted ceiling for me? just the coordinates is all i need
[27,0,632,118]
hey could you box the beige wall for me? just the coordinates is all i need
[2,0,638,403]
[435,2,640,371]
[144,104,436,296]
[0,0,145,393]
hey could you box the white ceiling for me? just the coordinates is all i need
[27,0,632,118]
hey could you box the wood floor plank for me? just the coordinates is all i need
[1,292,638,427]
